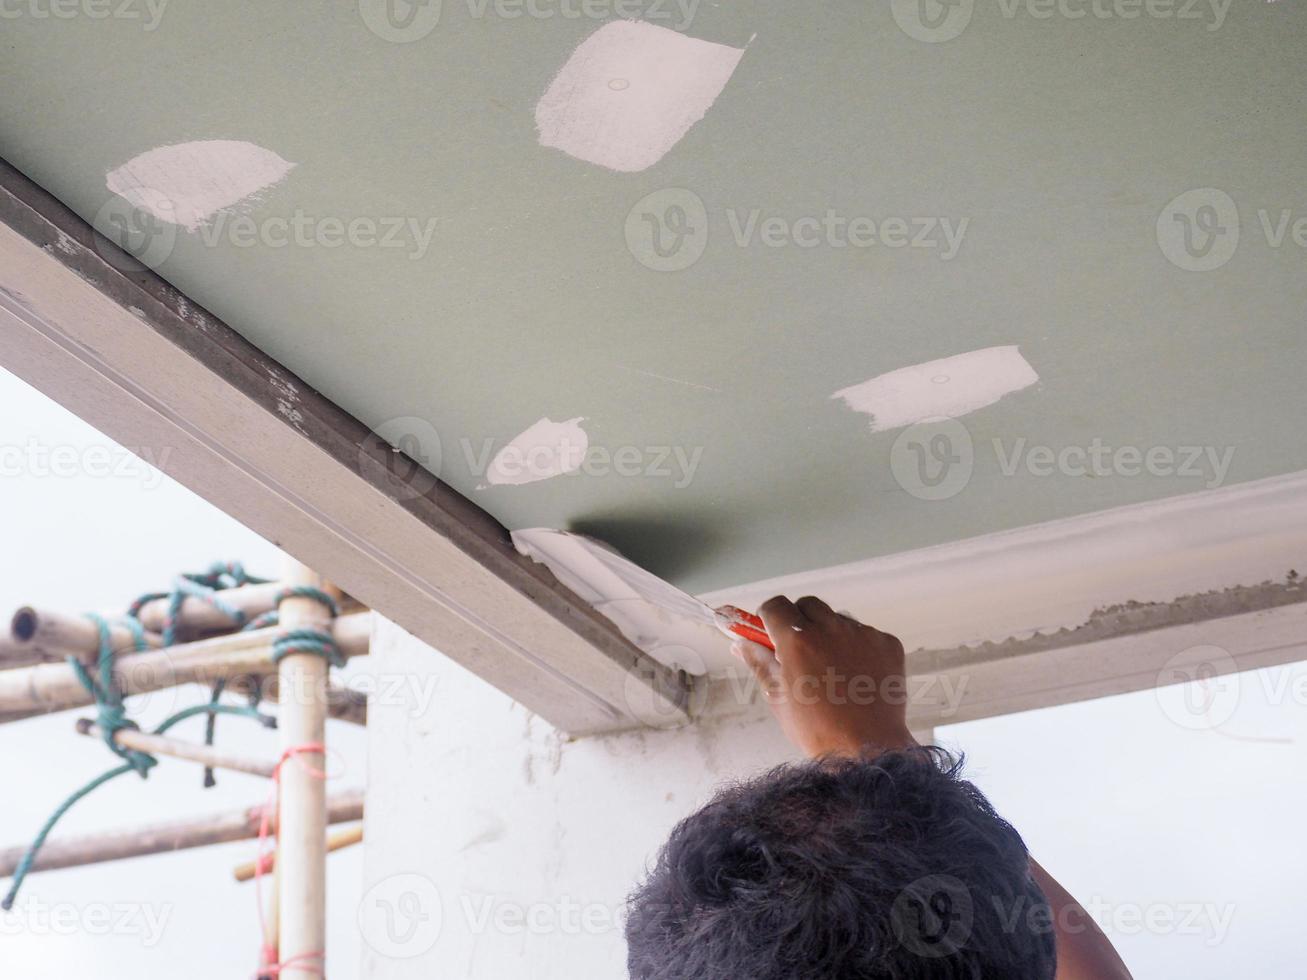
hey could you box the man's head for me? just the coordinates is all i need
[625,748,1056,979]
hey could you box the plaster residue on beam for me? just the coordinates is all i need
[696,573,1307,732]
[912,571,1306,673]
[705,470,1307,657]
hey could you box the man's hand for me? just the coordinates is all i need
[731,595,917,759]
[734,599,1135,980]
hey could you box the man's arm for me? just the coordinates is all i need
[731,594,1133,980]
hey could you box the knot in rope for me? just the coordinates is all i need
[2,562,280,911]
[70,614,155,777]
[270,587,343,669]
[129,561,269,646]
[272,629,345,669]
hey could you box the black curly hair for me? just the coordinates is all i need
[625,747,1056,979]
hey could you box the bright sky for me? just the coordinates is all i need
[0,368,366,978]
[0,366,1302,979]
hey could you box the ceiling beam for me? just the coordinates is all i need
[903,584,1307,729]
[0,159,692,736]
[699,586,1307,733]
[697,471,1307,732]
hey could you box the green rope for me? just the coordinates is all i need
[128,561,270,647]
[70,614,153,776]
[2,764,137,910]
[1,701,272,910]
[266,588,344,668]
[201,679,227,789]
[272,629,345,668]
[272,586,340,620]
[148,562,269,786]
[156,701,273,734]
[1,563,284,910]
[200,587,342,781]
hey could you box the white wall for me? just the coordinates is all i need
[363,615,1306,980]
[360,616,798,979]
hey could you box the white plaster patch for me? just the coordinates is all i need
[105,140,296,232]
[485,417,588,487]
[832,346,1039,432]
[535,20,747,173]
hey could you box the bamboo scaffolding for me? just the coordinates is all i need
[248,676,368,728]
[9,586,366,663]
[264,862,281,973]
[10,607,163,663]
[234,825,363,883]
[276,558,334,977]
[74,718,278,778]
[0,634,46,670]
[0,790,364,878]
[0,612,369,721]
[134,580,286,635]
[324,685,367,727]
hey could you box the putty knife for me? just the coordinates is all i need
[512,528,775,652]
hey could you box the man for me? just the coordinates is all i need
[626,595,1133,979]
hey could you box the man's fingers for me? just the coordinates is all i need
[731,640,784,701]
[758,595,806,639]
[730,637,777,673]
[795,595,836,622]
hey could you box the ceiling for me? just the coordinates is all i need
[2,1,1304,594]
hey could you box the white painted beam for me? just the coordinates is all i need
[0,160,691,736]
[696,466,1307,730]
[695,592,1307,734]
[704,470,1307,664]
[905,592,1307,729]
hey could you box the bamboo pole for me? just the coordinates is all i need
[9,607,162,662]
[10,587,366,662]
[0,634,46,670]
[263,860,281,974]
[74,718,278,778]
[325,685,367,727]
[0,612,369,720]
[243,674,368,727]
[0,791,364,878]
[138,584,366,636]
[276,558,334,977]
[134,580,285,635]
[235,825,363,883]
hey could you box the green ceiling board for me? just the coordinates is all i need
[2,1,1304,592]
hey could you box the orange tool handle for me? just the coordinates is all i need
[716,605,775,652]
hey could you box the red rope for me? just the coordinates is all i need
[254,743,329,979]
